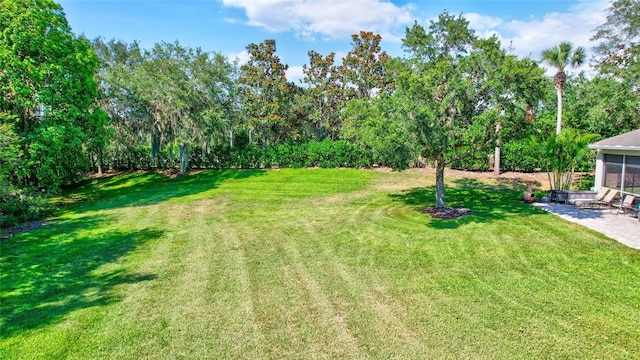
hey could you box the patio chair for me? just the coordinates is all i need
[611,194,636,214]
[572,187,610,210]
[596,189,619,209]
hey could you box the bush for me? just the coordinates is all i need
[501,139,543,172]
[102,140,374,172]
[449,149,491,171]
[574,173,595,190]
[0,188,54,228]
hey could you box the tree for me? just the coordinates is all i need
[239,39,298,148]
[486,52,547,175]
[530,129,599,191]
[0,0,105,190]
[91,38,148,170]
[221,60,246,148]
[341,93,417,169]
[541,42,586,134]
[0,113,23,191]
[340,31,391,99]
[301,50,345,140]
[398,13,513,208]
[190,50,240,152]
[592,0,640,94]
[135,42,234,173]
[564,74,640,139]
[93,38,235,173]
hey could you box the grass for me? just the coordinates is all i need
[1,168,639,359]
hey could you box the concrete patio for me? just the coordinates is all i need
[532,202,640,250]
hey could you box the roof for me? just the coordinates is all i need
[588,128,640,151]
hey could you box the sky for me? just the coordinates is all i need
[56,0,612,82]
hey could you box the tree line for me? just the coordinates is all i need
[2,0,640,224]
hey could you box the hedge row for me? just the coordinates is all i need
[105,139,592,173]
[449,139,593,173]
[104,140,376,171]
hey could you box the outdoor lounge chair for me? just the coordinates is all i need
[572,187,610,209]
[596,189,619,209]
[611,194,636,214]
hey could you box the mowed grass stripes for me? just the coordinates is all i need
[1,168,639,359]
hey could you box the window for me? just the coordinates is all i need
[624,156,640,194]
[603,154,640,195]
[603,154,623,189]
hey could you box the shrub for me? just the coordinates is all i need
[102,140,375,172]
[501,139,542,172]
[0,188,54,228]
[449,149,491,171]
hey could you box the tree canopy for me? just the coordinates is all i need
[397,14,546,207]
[592,0,640,92]
[541,42,586,134]
[1,0,105,190]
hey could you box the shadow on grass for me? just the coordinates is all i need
[0,170,268,338]
[389,177,545,229]
[64,169,266,212]
[0,213,163,338]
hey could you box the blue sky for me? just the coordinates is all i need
[57,0,611,81]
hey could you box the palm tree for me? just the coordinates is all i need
[541,42,586,134]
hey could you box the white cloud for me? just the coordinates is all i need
[228,50,250,65]
[462,1,610,77]
[334,50,349,62]
[286,65,305,84]
[465,13,503,31]
[224,0,611,77]
[222,0,414,42]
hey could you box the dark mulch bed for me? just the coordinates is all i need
[1,220,48,240]
[423,207,472,219]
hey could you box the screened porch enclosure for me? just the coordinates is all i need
[603,154,640,195]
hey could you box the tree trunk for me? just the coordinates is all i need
[97,151,103,175]
[179,143,189,174]
[202,142,206,166]
[435,159,446,208]
[556,84,563,134]
[494,146,501,176]
[315,126,323,141]
[151,129,161,168]
[494,120,501,176]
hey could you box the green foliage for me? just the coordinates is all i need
[530,129,600,190]
[0,114,24,188]
[239,39,301,148]
[92,38,236,174]
[341,96,417,170]
[501,139,543,172]
[449,135,554,174]
[564,74,640,138]
[449,149,491,172]
[0,188,53,228]
[0,0,104,190]
[592,0,640,91]
[100,140,372,171]
[541,42,586,134]
[397,13,544,206]
[340,31,391,99]
[541,42,586,75]
[575,173,596,191]
[301,51,345,140]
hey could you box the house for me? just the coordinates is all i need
[589,128,640,196]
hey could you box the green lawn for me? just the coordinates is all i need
[1,168,639,359]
